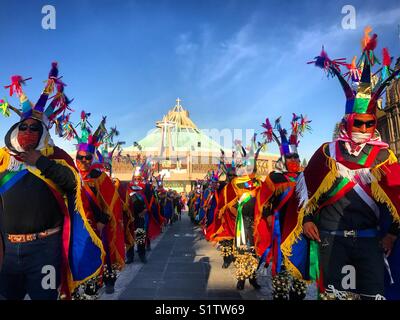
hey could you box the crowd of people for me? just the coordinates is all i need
[188,27,400,300]
[0,26,399,300]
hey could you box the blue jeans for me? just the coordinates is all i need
[0,232,61,300]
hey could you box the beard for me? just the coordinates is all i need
[351,132,373,144]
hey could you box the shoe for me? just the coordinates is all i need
[249,277,261,290]
[222,255,233,269]
[236,280,245,290]
[139,255,147,264]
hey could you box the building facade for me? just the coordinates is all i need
[112,98,280,191]
[377,58,400,158]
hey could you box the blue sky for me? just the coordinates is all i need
[0,0,399,160]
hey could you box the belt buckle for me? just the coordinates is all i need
[344,230,356,238]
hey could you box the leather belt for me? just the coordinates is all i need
[7,226,62,243]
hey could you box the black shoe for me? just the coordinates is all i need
[236,280,245,290]
[249,277,261,290]
[139,255,147,264]
[222,255,233,269]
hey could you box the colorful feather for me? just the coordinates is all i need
[382,48,391,67]
[0,99,11,117]
[307,46,346,77]
[261,118,273,143]
[4,75,32,96]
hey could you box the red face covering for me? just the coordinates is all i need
[17,131,40,151]
[286,159,300,173]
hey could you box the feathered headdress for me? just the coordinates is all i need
[232,134,266,176]
[308,26,400,115]
[127,153,152,181]
[218,149,237,179]
[64,111,107,154]
[262,114,311,158]
[97,124,124,171]
[3,62,73,129]
[206,169,219,183]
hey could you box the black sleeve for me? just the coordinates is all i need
[36,156,76,193]
[303,214,315,224]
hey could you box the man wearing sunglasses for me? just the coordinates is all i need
[282,33,400,300]
[0,114,77,300]
[257,115,310,299]
[74,140,125,297]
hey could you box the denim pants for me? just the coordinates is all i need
[0,232,62,300]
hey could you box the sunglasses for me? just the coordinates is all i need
[76,154,93,161]
[353,119,376,128]
[286,154,299,160]
[19,123,40,132]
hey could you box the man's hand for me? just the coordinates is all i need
[19,150,42,166]
[381,233,397,257]
[303,222,321,242]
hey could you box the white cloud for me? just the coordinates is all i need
[357,7,400,27]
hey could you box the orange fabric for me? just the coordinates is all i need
[115,179,135,250]
[209,182,238,242]
[253,178,275,256]
[84,172,126,270]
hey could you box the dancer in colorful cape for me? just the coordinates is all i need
[66,113,125,296]
[207,154,237,269]
[127,164,151,264]
[97,128,136,264]
[196,179,209,227]
[211,137,274,290]
[164,189,175,225]
[145,174,165,249]
[258,114,311,300]
[232,138,275,290]
[175,192,184,221]
[281,27,400,300]
[200,171,220,241]
[188,182,202,224]
[127,156,164,254]
[0,64,104,300]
